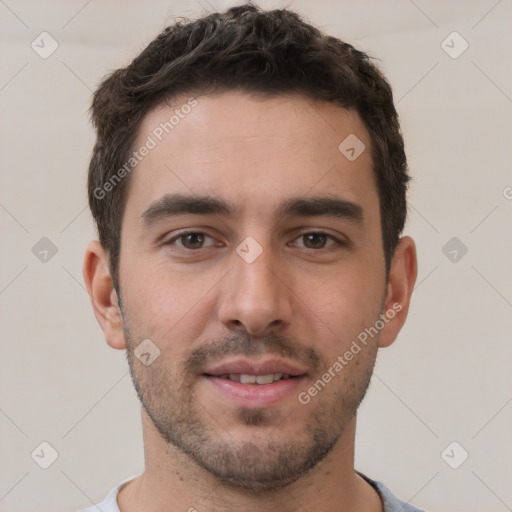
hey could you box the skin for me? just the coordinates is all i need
[84,91,417,512]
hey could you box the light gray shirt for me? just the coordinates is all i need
[79,471,425,512]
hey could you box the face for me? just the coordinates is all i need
[117,91,390,489]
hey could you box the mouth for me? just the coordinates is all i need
[208,373,297,385]
[202,358,308,408]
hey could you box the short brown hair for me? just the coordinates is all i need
[88,3,409,289]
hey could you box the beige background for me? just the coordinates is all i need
[1,1,511,511]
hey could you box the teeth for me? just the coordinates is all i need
[255,374,274,385]
[240,374,257,384]
[232,373,287,385]
[212,373,294,384]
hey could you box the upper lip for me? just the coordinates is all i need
[203,358,309,377]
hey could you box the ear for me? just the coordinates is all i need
[378,236,418,348]
[83,241,126,350]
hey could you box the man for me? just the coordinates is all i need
[82,3,420,511]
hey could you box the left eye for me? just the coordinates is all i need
[290,232,340,250]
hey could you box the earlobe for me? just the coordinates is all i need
[83,241,126,350]
[379,236,418,348]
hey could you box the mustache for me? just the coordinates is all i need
[184,332,324,375]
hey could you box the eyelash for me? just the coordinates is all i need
[165,230,344,251]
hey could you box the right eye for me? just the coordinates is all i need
[165,231,221,250]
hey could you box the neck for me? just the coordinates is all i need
[117,409,383,512]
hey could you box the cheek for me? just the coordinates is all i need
[122,249,200,309]
[304,265,384,335]
[120,259,218,353]
[302,269,384,362]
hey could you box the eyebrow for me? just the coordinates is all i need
[141,193,364,226]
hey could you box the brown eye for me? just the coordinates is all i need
[303,233,328,249]
[292,232,340,250]
[180,233,205,249]
[167,232,218,250]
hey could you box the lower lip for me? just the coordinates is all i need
[204,375,306,408]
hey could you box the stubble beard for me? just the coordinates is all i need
[123,324,378,491]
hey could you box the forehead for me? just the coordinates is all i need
[125,91,377,222]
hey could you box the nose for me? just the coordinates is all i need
[217,243,294,336]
